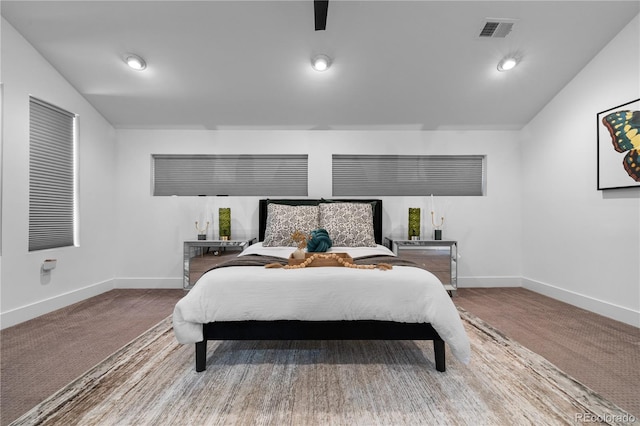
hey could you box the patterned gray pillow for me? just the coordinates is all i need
[318,202,376,247]
[262,204,320,247]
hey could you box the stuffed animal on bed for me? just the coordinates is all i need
[306,228,333,252]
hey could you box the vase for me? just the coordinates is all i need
[219,208,231,240]
[434,229,442,240]
[408,208,421,240]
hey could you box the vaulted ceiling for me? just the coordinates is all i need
[2,1,638,130]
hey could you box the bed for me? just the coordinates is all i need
[173,199,470,373]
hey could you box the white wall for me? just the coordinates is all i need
[114,129,523,288]
[521,15,640,326]
[0,19,118,328]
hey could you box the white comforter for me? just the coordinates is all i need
[173,244,470,364]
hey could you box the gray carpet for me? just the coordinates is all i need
[454,287,640,417]
[0,289,185,425]
[11,309,635,426]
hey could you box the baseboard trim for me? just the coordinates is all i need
[457,276,522,288]
[113,278,182,289]
[0,279,115,330]
[522,278,640,327]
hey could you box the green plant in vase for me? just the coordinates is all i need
[408,208,421,240]
[218,208,231,240]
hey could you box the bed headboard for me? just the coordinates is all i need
[259,199,383,244]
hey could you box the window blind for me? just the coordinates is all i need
[152,154,308,196]
[29,97,77,251]
[332,154,485,196]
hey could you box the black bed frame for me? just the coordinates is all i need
[195,199,446,372]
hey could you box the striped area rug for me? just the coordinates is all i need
[11,309,635,425]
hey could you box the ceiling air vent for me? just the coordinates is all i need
[478,19,516,38]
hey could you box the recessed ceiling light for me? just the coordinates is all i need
[497,55,519,72]
[311,54,331,72]
[124,53,147,71]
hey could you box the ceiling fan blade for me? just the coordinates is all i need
[314,0,328,31]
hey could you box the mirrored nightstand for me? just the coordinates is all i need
[183,238,256,289]
[384,237,457,296]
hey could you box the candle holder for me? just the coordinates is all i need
[431,211,444,240]
[195,221,209,240]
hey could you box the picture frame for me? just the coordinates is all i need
[597,98,640,190]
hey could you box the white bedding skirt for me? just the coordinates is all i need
[173,244,470,364]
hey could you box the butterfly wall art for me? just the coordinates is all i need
[597,98,640,190]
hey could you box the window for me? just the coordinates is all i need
[332,154,485,196]
[152,154,308,196]
[29,97,77,251]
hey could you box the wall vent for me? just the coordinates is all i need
[478,19,516,38]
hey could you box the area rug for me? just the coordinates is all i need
[11,309,635,426]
